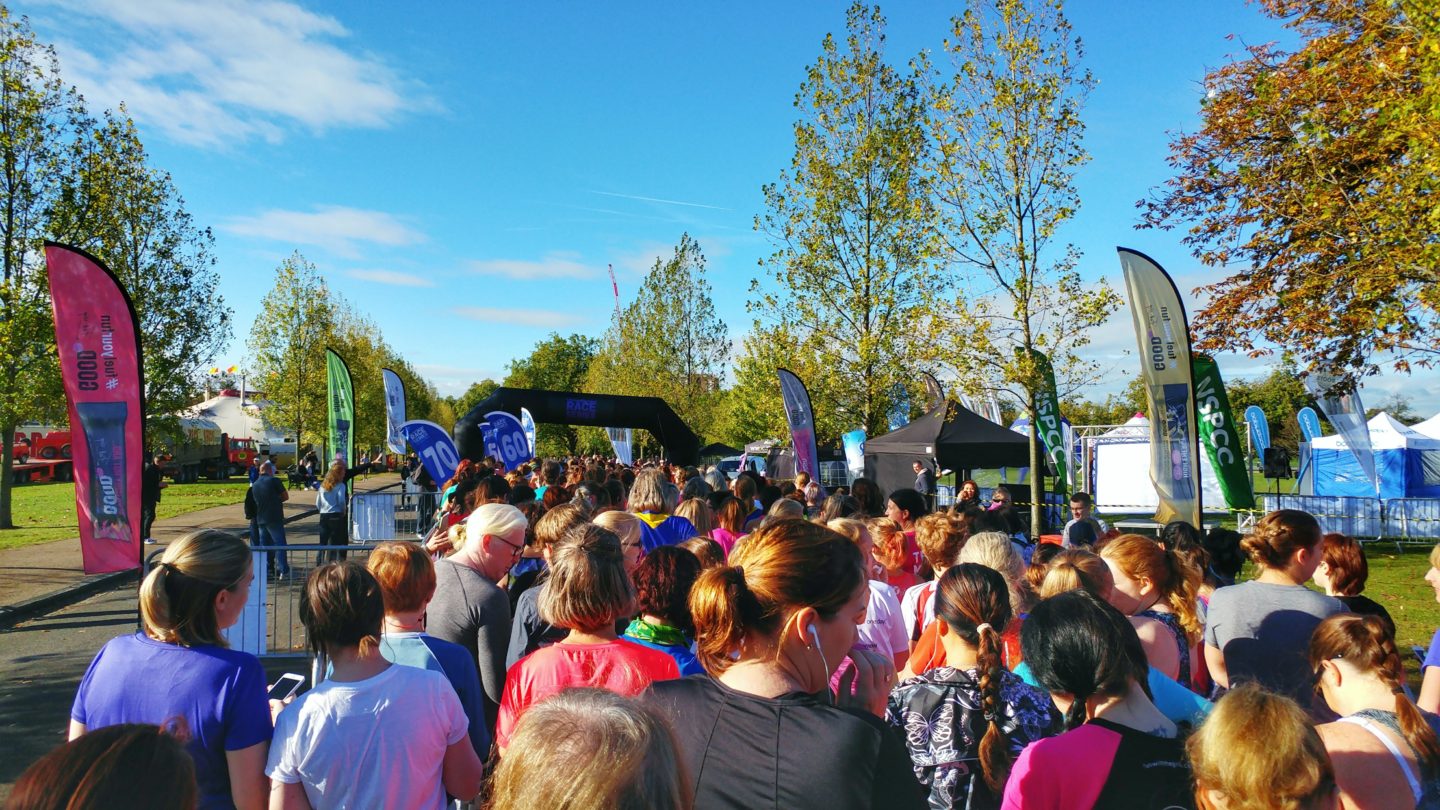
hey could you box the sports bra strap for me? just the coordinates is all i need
[1337,714,1424,803]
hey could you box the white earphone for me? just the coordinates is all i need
[807,624,831,692]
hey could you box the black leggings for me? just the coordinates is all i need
[318,512,347,563]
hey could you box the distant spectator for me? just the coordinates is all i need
[1061,492,1105,548]
[1313,532,1394,635]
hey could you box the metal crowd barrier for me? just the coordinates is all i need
[1384,498,1440,542]
[1260,494,1385,540]
[351,490,438,542]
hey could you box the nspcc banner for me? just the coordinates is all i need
[326,349,354,465]
[381,368,406,454]
[777,368,819,478]
[1193,355,1255,510]
[1028,349,1069,498]
[1119,247,1201,526]
[45,243,144,574]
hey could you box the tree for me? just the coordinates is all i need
[752,3,940,438]
[1140,0,1440,390]
[0,10,84,529]
[1224,360,1316,454]
[1366,393,1419,425]
[452,379,500,421]
[247,253,335,451]
[923,0,1119,531]
[505,332,597,456]
[588,234,728,443]
[328,298,389,454]
[51,108,231,443]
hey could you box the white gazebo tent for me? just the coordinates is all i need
[1086,414,1227,514]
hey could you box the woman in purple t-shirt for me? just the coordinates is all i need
[70,530,273,810]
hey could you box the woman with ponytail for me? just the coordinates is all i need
[1100,534,1204,691]
[70,529,271,810]
[266,562,484,808]
[1310,613,1440,809]
[646,519,925,809]
[886,564,1060,809]
[1003,590,1193,809]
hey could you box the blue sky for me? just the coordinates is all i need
[18,0,1439,419]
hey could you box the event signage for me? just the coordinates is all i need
[1297,406,1323,443]
[1118,247,1202,527]
[401,420,459,487]
[606,427,634,465]
[478,419,501,461]
[777,368,820,478]
[325,349,354,465]
[1303,376,1377,494]
[1193,355,1255,510]
[842,430,867,481]
[922,373,944,413]
[381,368,407,454]
[1244,405,1272,456]
[1028,349,1069,498]
[484,411,532,472]
[45,243,145,574]
[520,408,538,457]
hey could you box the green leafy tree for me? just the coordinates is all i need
[505,332,598,455]
[923,0,1119,530]
[327,299,390,455]
[1225,360,1320,455]
[247,252,335,451]
[1140,0,1440,390]
[452,379,500,421]
[0,10,83,529]
[588,234,728,444]
[51,108,231,444]
[752,2,940,438]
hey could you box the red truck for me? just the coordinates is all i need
[11,430,71,462]
[163,433,259,483]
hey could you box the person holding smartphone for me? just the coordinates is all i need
[69,530,275,810]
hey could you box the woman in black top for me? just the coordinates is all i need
[645,519,925,810]
[1313,531,1396,635]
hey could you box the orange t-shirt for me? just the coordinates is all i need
[909,616,1025,673]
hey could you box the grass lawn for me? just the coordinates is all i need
[1345,547,1440,688]
[0,479,250,552]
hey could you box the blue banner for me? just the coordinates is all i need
[1297,406,1323,443]
[485,411,533,472]
[887,383,910,431]
[520,408,537,458]
[842,430,866,481]
[401,420,460,488]
[1244,405,1271,453]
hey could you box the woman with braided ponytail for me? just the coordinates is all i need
[1003,589,1193,809]
[1100,534,1204,691]
[1310,613,1440,809]
[887,564,1060,809]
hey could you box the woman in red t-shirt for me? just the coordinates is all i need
[495,523,679,752]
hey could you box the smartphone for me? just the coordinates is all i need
[267,673,305,701]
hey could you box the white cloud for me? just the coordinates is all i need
[466,252,598,281]
[220,206,426,259]
[345,268,434,287]
[452,307,587,329]
[35,0,431,147]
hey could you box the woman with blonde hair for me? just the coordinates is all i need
[829,517,908,671]
[673,497,714,540]
[1188,684,1337,810]
[1205,509,1345,709]
[496,524,679,752]
[595,509,645,574]
[268,561,484,808]
[906,531,1034,673]
[488,688,691,810]
[315,461,348,563]
[646,520,925,809]
[1100,533,1204,691]
[70,530,271,810]
[760,496,805,527]
[1310,613,1440,809]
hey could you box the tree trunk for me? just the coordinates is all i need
[1027,391,1043,538]
[0,421,15,529]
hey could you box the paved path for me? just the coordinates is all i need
[0,473,402,616]
[0,472,404,801]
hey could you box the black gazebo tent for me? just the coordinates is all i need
[864,401,1030,497]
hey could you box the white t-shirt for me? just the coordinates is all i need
[900,580,937,643]
[267,663,468,810]
[857,581,909,660]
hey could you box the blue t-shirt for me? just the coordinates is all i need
[637,515,698,554]
[379,632,492,759]
[71,633,273,810]
[1013,660,1212,728]
[1425,628,1440,671]
[623,635,706,677]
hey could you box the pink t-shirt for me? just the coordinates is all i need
[710,527,745,558]
[496,639,679,749]
[1002,724,1119,809]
